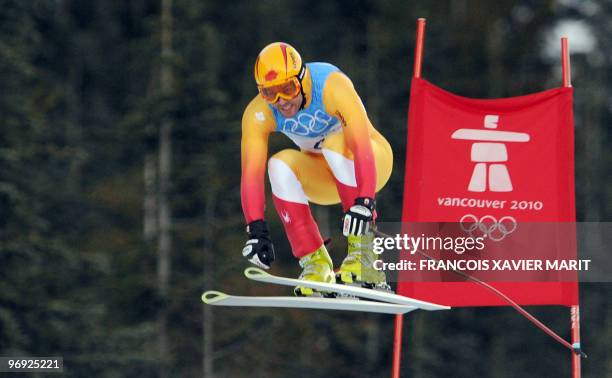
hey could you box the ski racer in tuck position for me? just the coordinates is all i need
[241,42,393,296]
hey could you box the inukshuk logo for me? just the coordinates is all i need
[452,115,530,192]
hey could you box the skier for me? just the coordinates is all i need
[241,42,393,296]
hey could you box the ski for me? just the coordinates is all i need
[244,267,450,311]
[201,290,418,314]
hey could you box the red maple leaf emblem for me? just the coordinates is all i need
[265,70,278,81]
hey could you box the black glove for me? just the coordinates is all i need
[242,220,276,269]
[342,197,376,236]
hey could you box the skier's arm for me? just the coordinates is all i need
[241,97,277,269]
[322,71,376,198]
[241,96,275,223]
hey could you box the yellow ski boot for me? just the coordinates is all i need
[337,232,389,290]
[293,245,335,297]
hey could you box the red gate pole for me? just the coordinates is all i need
[392,17,426,378]
[562,37,581,378]
[571,305,581,378]
[562,38,571,88]
[391,314,404,378]
[413,18,426,79]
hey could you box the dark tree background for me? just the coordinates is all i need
[0,1,610,377]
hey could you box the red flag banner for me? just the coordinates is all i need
[397,78,578,307]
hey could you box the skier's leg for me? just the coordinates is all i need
[320,132,393,286]
[267,149,339,295]
[268,149,340,257]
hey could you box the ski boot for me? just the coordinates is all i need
[337,232,391,291]
[293,245,335,297]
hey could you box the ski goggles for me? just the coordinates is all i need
[258,77,301,103]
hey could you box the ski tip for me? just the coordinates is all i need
[202,290,228,304]
[430,305,452,311]
[244,267,269,280]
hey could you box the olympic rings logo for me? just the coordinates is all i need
[459,214,517,241]
[282,109,335,136]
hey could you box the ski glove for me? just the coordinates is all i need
[242,220,276,269]
[342,197,376,236]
